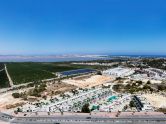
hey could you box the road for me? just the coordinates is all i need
[4,64,14,87]
[0,77,58,94]
[10,115,166,124]
[0,112,166,124]
[0,112,14,123]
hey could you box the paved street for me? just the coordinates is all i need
[1,112,165,124]
[10,116,166,124]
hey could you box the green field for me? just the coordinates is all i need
[0,64,10,88]
[0,63,4,70]
[0,61,108,86]
[0,70,9,88]
[6,62,87,85]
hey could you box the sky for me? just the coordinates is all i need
[0,0,166,55]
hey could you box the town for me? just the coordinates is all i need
[0,57,166,124]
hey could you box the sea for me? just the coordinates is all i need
[0,55,110,62]
[0,55,165,62]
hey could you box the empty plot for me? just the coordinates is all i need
[142,93,166,108]
[63,75,113,88]
[0,92,24,110]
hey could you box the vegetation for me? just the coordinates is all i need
[12,92,20,98]
[113,84,125,92]
[129,100,135,108]
[136,80,143,85]
[1,61,113,86]
[157,84,166,91]
[96,71,102,75]
[147,80,151,84]
[0,70,10,88]
[81,103,90,113]
[156,108,166,113]
[6,62,86,85]
[16,107,22,112]
[142,59,166,70]
[0,63,4,70]
[12,82,47,99]
[12,92,28,100]
[29,83,47,97]
[6,61,110,85]
[123,105,128,111]
[113,81,154,94]
[116,77,123,80]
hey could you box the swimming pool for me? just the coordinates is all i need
[108,96,117,101]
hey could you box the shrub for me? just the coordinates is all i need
[12,93,20,98]
[136,80,143,85]
[147,80,151,84]
[81,103,90,113]
[129,101,135,108]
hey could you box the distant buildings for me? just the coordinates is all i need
[103,67,135,77]
[72,62,118,66]
[130,68,166,81]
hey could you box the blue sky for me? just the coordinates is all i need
[0,0,166,55]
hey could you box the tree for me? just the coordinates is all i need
[157,85,166,91]
[147,80,151,84]
[42,95,47,100]
[97,71,102,75]
[136,80,143,85]
[157,108,166,113]
[17,107,22,112]
[27,83,34,87]
[12,93,20,98]
[123,105,128,111]
[22,95,28,100]
[116,77,122,80]
[143,84,151,90]
[14,110,18,114]
[129,101,135,108]
[32,88,39,96]
[81,103,90,113]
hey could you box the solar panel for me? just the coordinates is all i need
[60,69,96,76]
